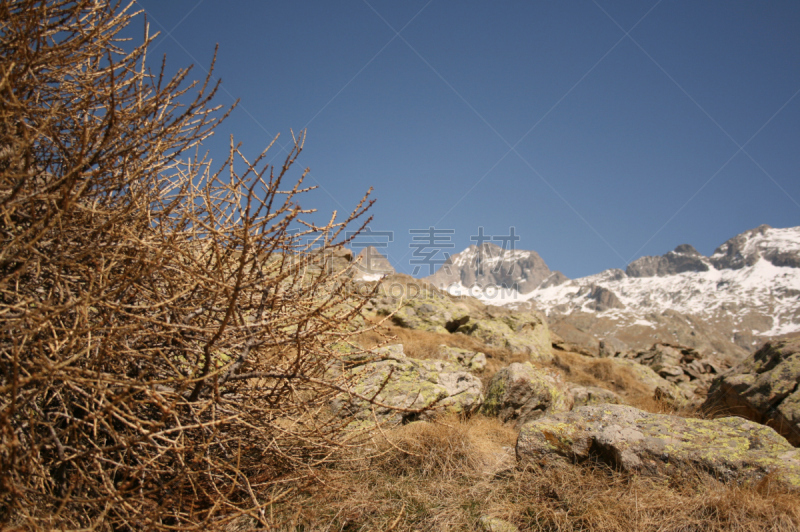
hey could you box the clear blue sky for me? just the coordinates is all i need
[133,0,800,279]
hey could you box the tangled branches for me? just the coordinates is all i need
[0,1,379,529]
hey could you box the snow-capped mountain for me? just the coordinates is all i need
[433,225,800,361]
[424,242,555,294]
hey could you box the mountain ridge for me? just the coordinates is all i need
[419,225,800,360]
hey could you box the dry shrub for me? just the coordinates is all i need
[0,1,383,529]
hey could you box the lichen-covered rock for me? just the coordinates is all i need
[390,295,471,334]
[482,362,573,425]
[458,309,552,363]
[439,345,487,372]
[568,384,621,407]
[333,344,483,427]
[703,336,800,446]
[364,276,552,363]
[516,404,800,489]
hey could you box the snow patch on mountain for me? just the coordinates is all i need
[443,225,800,341]
[529,258,800,337]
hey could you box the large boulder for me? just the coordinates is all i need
[482,362,573,425]
[333,345,483,427]
[366,276,485,334]
[703,336,800,446]
[457,308,552,363]
[568,383,621,407]
[389,292,472,334]
[438,345,487,372]
[516,404,800,489]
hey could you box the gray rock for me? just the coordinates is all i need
[457,308,552,363]
[658,365,685,380]
[567,384,621,407]
[516,404,800,489]
[634,343,684,372]
[482,362,573,425]
[479,515,519,532]
[578,285,625,311]
[616,342,726,403]
[703,335,800,446]
[607,358,685,401]
[333,344,483,427]
[439,345,487,372]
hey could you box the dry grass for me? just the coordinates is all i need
[548,351,693,415]
[260,415,800,531]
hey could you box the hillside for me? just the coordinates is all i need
[260,276,800,530]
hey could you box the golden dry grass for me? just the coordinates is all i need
[259,415,800,531]
[548,350,692,415]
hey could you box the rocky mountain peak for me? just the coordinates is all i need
[672,244,701,256]
[626,245,710,278]
[539,271,570,289]
[710,225,800,270]
[453,224,800,362]
[425,242,552,294]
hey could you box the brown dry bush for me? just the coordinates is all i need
[0,1,385,529]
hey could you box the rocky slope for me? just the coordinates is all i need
[703,336,800,446]
[428,225,800,362]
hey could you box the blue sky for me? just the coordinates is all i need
[133,0,800,279]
